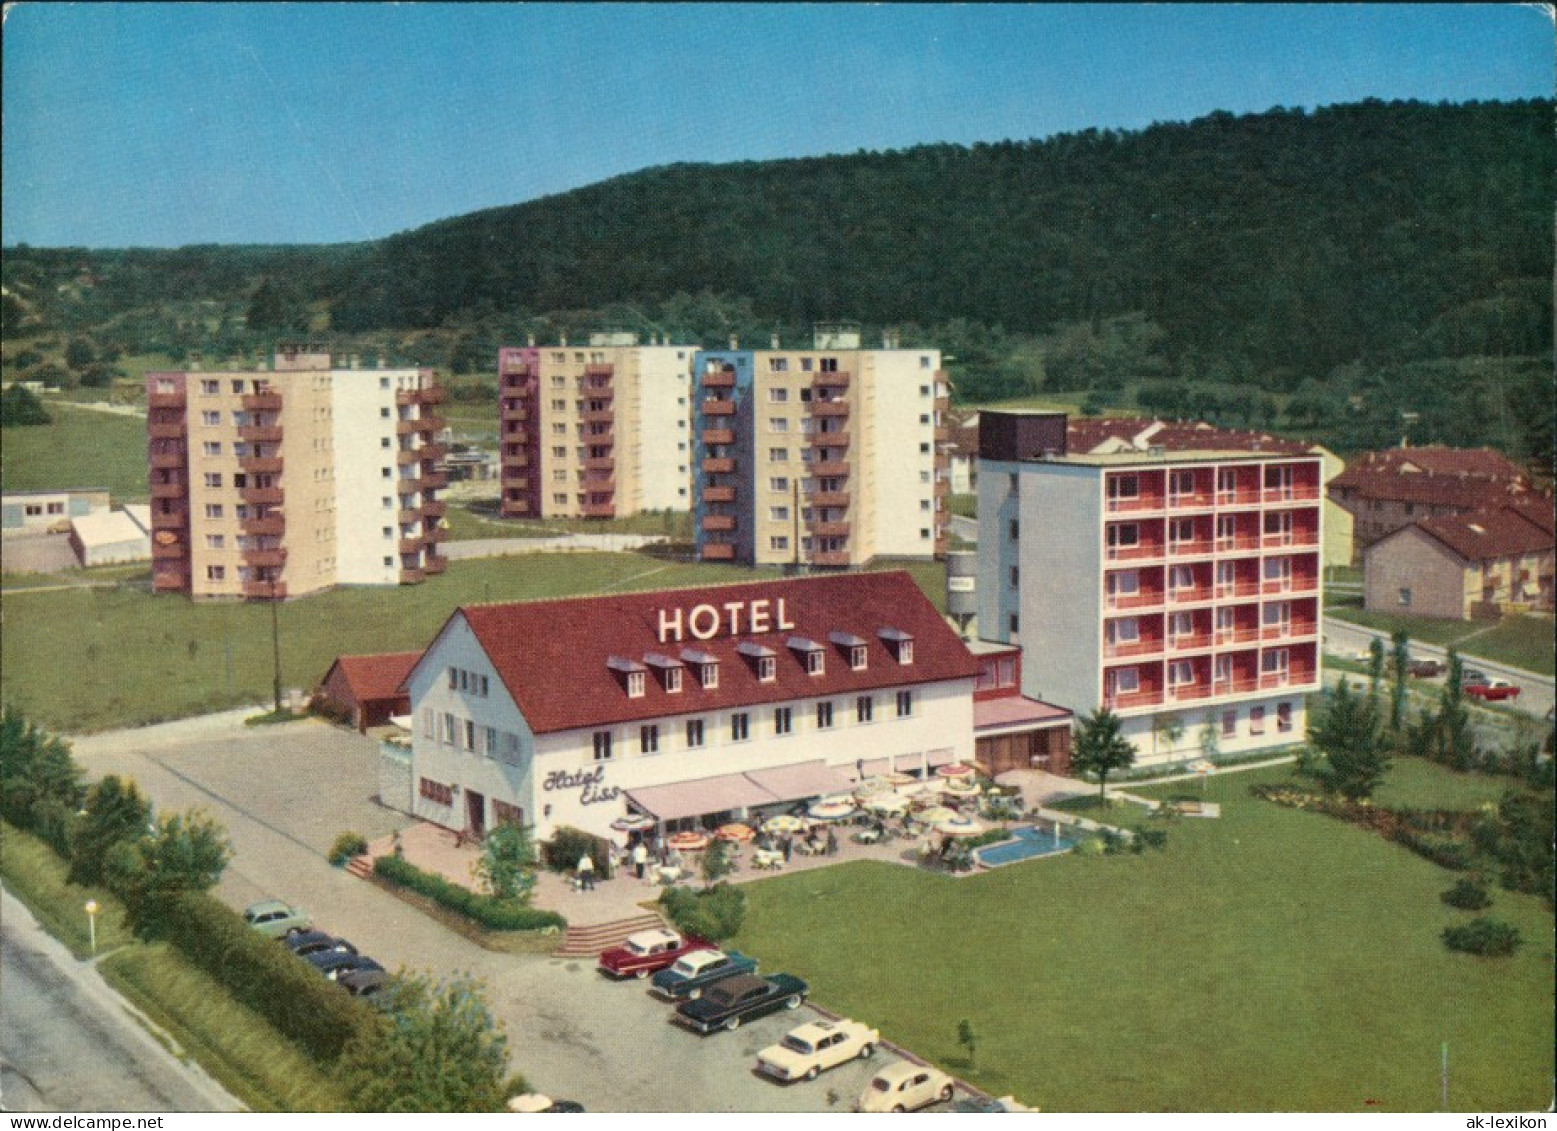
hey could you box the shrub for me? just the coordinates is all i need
[1442,917,1521,957]
[166,891,375,1061]
[1441,878,1492,911]
[329,831,369,867]
[1392,830,1474,871]
[659,882,746,943]
[372,854,564,932]
[1137,827,1169,851]
[540,825,611,877]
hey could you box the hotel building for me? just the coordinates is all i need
[977,411,1325,765]
[691,326,951,567]
[383,571,1069,842]
[147,347,448,599]
[497,335,695,520]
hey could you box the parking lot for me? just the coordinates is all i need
[69,713,958,1112]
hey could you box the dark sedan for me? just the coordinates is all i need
[672,973,807,1034]
[307,950,384,980]
[283,930,356,959]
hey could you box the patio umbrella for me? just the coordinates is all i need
[885,771,917,787]
[610,813,655,833]
[865,794,910,816]
[807,796,858,821]
[926,810,987,837]
[715,822,756,843]
[942,776,980,797]
[852,777,892,800]
[915,805,958,825]
[763,814,808,835]
[936,762,977,780]
[667,830,709,852]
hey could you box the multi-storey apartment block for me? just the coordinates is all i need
[977,411,1325,765]
[497,334,695,520]
[692,326,950,567]
[147,346,448,599]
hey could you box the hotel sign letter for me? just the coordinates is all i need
[656,597,796,644]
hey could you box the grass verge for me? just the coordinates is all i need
[0,822,135,957]
[733,764,1553,1111]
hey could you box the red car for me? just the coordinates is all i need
[1464,677,1521,702]
[597,927,710,980]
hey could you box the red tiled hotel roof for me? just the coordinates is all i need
[330,651,421,702]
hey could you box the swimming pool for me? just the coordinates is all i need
[975,823,1078,868]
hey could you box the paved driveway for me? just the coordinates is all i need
[67,715,944,1112]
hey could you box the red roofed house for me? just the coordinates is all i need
[384,571,1068,841]
[315,652,421,732]
[1364,503,1556,619]
[1328,445,1534,560]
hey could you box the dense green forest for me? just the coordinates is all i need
[3,99,1551,460]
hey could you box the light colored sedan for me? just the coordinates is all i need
[857,1061,955,1112]
[756,1018,879,1083]
[242,899,311,938]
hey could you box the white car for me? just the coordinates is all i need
[857,1061,955,1112]
[756,1018,879,1083]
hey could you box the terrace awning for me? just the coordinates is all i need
[743,761,853,804]
[625,773,778,822]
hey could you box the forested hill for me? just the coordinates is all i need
[326,99,1550,374]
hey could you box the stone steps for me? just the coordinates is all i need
[554,911,667,959]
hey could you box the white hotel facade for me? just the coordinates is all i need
[382,572,1066,843]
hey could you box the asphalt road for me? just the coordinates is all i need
[0,888,238,1113]
[67,714,954,1113]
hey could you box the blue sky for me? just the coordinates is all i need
[3,3,1550,248]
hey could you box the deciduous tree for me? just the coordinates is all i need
[1072,708,1136,802]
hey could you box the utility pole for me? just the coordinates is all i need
[270,583,283,714]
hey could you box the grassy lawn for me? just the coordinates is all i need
[442,499,694,542]
[948,493,977,519]
[1,403,149,501]
[1327,606,1554,677]
[1371,756,1524,812]
[0,823,136,957]
[1,552,945,733]
[733,764,1553,1111]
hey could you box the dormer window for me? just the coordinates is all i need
[758,656,776,682]
[665,667,683,693]
[850,646,868,671]
[828,630,869,671]
[607,656,648,698]
[644,652,685,694]
[787,637,825,675]
[680,648,720,689]
[737,641,778,682]
[878,627,914,665]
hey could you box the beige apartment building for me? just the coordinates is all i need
[693,326,951,567]
[497,334,695,520]
[147,347,448,599]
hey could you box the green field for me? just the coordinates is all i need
[0,552,946,733]
[442,499,695,542]
[1327,604,1555,676]
[733,764,1553,1112]
[0,403,149,501]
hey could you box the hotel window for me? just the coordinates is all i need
[757,656,776,682]
[1107,570,1140,602]
[1169,564,1194,593]
[849,645,868,671]
[769,448,789,462]
[1009,519,1019,541]
[769,418,789,433]
[484,727,498,758]
[730,713,750,742]
[1263,601,1290,632]
[1249,707,1266,735]
[418,778,453,806]
[800,358,814,372]
[1169,611,1193,640]
[592,731,613,761]
[442,713,457,744]
[1107,474,1139,505]
[640,725,659,755]
[463,720,476,752]
[448,668,458,690]
[1008,565,1019,588]
[664,667,683,694]
[769,535,790,552]
[819,357,838,372]
[698,661,719,689]
[816,701,834,729]
[1262,649,1290,680]
[204,472,223,489]
[206,565,226,581]
[200,379,219,395]
[686,718,705,748]
[896,690,913,718]
[1008,614,1019,636]
[422,710,436,738]
[1168,660,1194,687]
[856,695,874,724]
[1108,618,1139,647]
[804,649,824,675]
[1221,710,1238,738]
[1106,523,1139,556]
[626,671,645,698]
[205,534,225,550]
[202,410,221,425]
[204,504,224,519]
[202,441,222,457]
[774,707,793,735]
[769,387,789,402]
[770,358,789,372]
[1277,702,1294,733]
[1263,557,1292,588]
[769,505,790,522]
[769,477,789,492]
[1112,668,1140,694]
[1169,517,1194,547]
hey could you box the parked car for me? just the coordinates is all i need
[1465,677,1521,702]
[650,948,757,1001]
[1407,658,1446,678]
[756,1018,879,1083]
[307,949,383,979]
[671,973,807,1034]
[336,968,389,998]
[243,899,311,938]
[950,1095,1037,1113]
[597,927,709,980]
[507,1094,586,1113]
[857,1062,955,1113]
[283,930,354,958]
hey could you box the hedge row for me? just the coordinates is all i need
[373,855,565,932]
[165,891,376,1062]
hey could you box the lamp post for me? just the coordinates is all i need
[84,899,98,956]
[270,579,283,714]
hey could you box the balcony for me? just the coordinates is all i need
[504,476,530,492]
[1263,485,1320,504]
[702,370,737,389]
[150,479,187,499]
[1262,620,1319,641]
[701,542,737,561]
[1166,540,1214,558]
[150,503,188,525]
[242,581,288,600]
[150,449,185,470]
[500,403,530,423]
[702,428,736,446]
[812,370,851,390]
[399,567,426,584]
[241,390,282,412]
[397,447,424,466]
[1105,494,1164,514]
[582,456,615,472]
[149,422,186,440]
[812,460,850,478]
[1214,628,1261,646]
[809,491,849,508]
[812,550,851,567]
[397,507,423,525]
[702,399,736,417]
[806,521,850,538]
[1105,542,1165,562]
[1104,689,1163,712]
[702,514,736,533]
[933,425,950,443]
[397,417,439,436]
[240,456,284,475]
[1214,538,1262,555]
[243,546,288,569]
[1216,490,1264,509]
[504,454,530,471]
[152,540,187,561]
[1214,582,1261,600]
[809,430,850,449]
[584,363,614,378]
[421,499,447,518]
[240,486,284,506]
[810,400,850,418]
[237,425,283,444]
[413,386,448,405]
[702,457,735,474]
[398,536,425,555]
[580,475,614,492]
[1166,586,1213,606]
[241,514,285,537]
[148,391,185,410]
[1165,683,1212,703]
[1167,633,1214,652]
[1262,531,1320,550]
[703,486,736,503]
[1104,638,1164,660]
[423,525,449,543]
[501,499,532,516]
[581,408,615,425]
[417,472,449,492]
[424,553,448,575]
[580,502,616,519]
